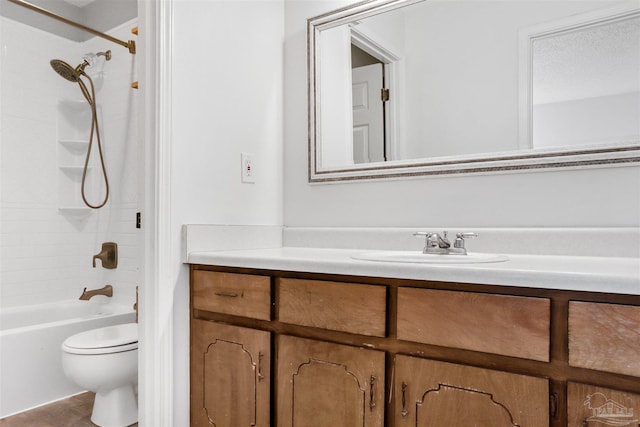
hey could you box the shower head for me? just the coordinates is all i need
[50,50,110,82]
[50,59,81,82]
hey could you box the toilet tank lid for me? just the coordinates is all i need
[64,322,137,349]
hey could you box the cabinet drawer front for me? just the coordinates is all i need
[192,271,271,320]
[569,301,640,376]
[568,382,640,427]
[278,278,386,336]
[397,288,550,361]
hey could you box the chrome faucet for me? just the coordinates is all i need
[414,231,477,255]
[414,231,450,254]
[79,284,113,300]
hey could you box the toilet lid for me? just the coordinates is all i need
[63,323,137,350]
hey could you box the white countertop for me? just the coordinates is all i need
[188,247,640,295]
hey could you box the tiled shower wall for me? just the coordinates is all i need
[0,17,140,309]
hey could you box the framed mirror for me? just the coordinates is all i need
[308,0,640,182]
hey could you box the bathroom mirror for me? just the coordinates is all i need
[308,0,640,182]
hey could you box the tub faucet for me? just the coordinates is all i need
[79,285,113,300]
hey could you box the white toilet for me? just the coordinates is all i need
[62,323,138,427]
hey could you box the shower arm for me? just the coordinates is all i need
[7,0,136,54]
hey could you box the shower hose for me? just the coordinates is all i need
[76,72,109,209]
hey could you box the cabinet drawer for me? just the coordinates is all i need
[278,278,386,337]
[192,271,271,320]
[567,382,640,427]
[397,288,550,361]
[569,301,640,376]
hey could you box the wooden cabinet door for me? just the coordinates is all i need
[277,335,385,427]
[395,355,549,427]
[191,320,270,427]
[568,383,640,427]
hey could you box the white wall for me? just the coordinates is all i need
[283,0,640,228]
[401,0,619,158]
[170,0,284,424]
[0,18,140,309]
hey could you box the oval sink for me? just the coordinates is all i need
[352,251,508,264]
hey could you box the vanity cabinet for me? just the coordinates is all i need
[190,266,640,427]
[190,270,272,427]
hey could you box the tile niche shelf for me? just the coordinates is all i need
[56,99,98,215]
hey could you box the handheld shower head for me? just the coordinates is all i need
[51,50,110,82]
[50,59,85,82]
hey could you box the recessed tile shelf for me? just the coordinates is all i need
[57,99,92,214]
[59,165,90,175]
[58,206,92,215]
[59,139,89,151]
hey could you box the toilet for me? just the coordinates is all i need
[61,323,138,427]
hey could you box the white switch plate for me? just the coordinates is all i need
[241,153,255,183]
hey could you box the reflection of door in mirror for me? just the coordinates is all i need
[352,43,387,163]
[350,26,400,163]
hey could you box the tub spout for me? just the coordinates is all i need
[79,285,113,300]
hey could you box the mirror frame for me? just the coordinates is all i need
[308,0,640,183]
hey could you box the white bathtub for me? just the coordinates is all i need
[0,300,136,418]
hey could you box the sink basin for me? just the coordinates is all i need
[352,251,509,264]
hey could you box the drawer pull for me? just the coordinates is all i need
[214,291,239,298]
[258,352,265,381]
[369,376,377,410]
[550,391,558,419]
[401,382,409,418]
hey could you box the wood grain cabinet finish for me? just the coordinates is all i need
[397,288,551,361]
[192,270,271,320]
[190,320,270,427]
[394,355,549,427]
[190,265,640,427]
[277,334,385,427]
[278,278,386,337]
[569,301,640,376]
[567,382,640,427]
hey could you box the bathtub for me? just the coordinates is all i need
[0,300,136,418]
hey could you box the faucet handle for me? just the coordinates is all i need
[456,232,478,239]
[92,242,118,269]
[454,232,477,248]
[413,231,449,238]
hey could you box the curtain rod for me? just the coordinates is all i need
[8,0,136,54]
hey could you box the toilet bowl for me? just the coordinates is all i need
[62,323,138,427]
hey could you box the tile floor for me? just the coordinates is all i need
[0,392,138,427]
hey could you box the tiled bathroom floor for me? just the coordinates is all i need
[0,392,138,427]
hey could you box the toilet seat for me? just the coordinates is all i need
[62,323,138,355]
